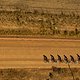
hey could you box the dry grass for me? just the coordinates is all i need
[0,68,79,80]
[0,10,80,38]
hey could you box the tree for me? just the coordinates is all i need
[63,30,68,35]
[75,28,79,35]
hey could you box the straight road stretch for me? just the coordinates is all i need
[0,38,79,68]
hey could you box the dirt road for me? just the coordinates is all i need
[0,38,80,68]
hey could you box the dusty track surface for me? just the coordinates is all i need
[0,38,80,68]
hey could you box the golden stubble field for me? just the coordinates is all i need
[0,38,79,68]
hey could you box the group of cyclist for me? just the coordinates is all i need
[43,54,80,63]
